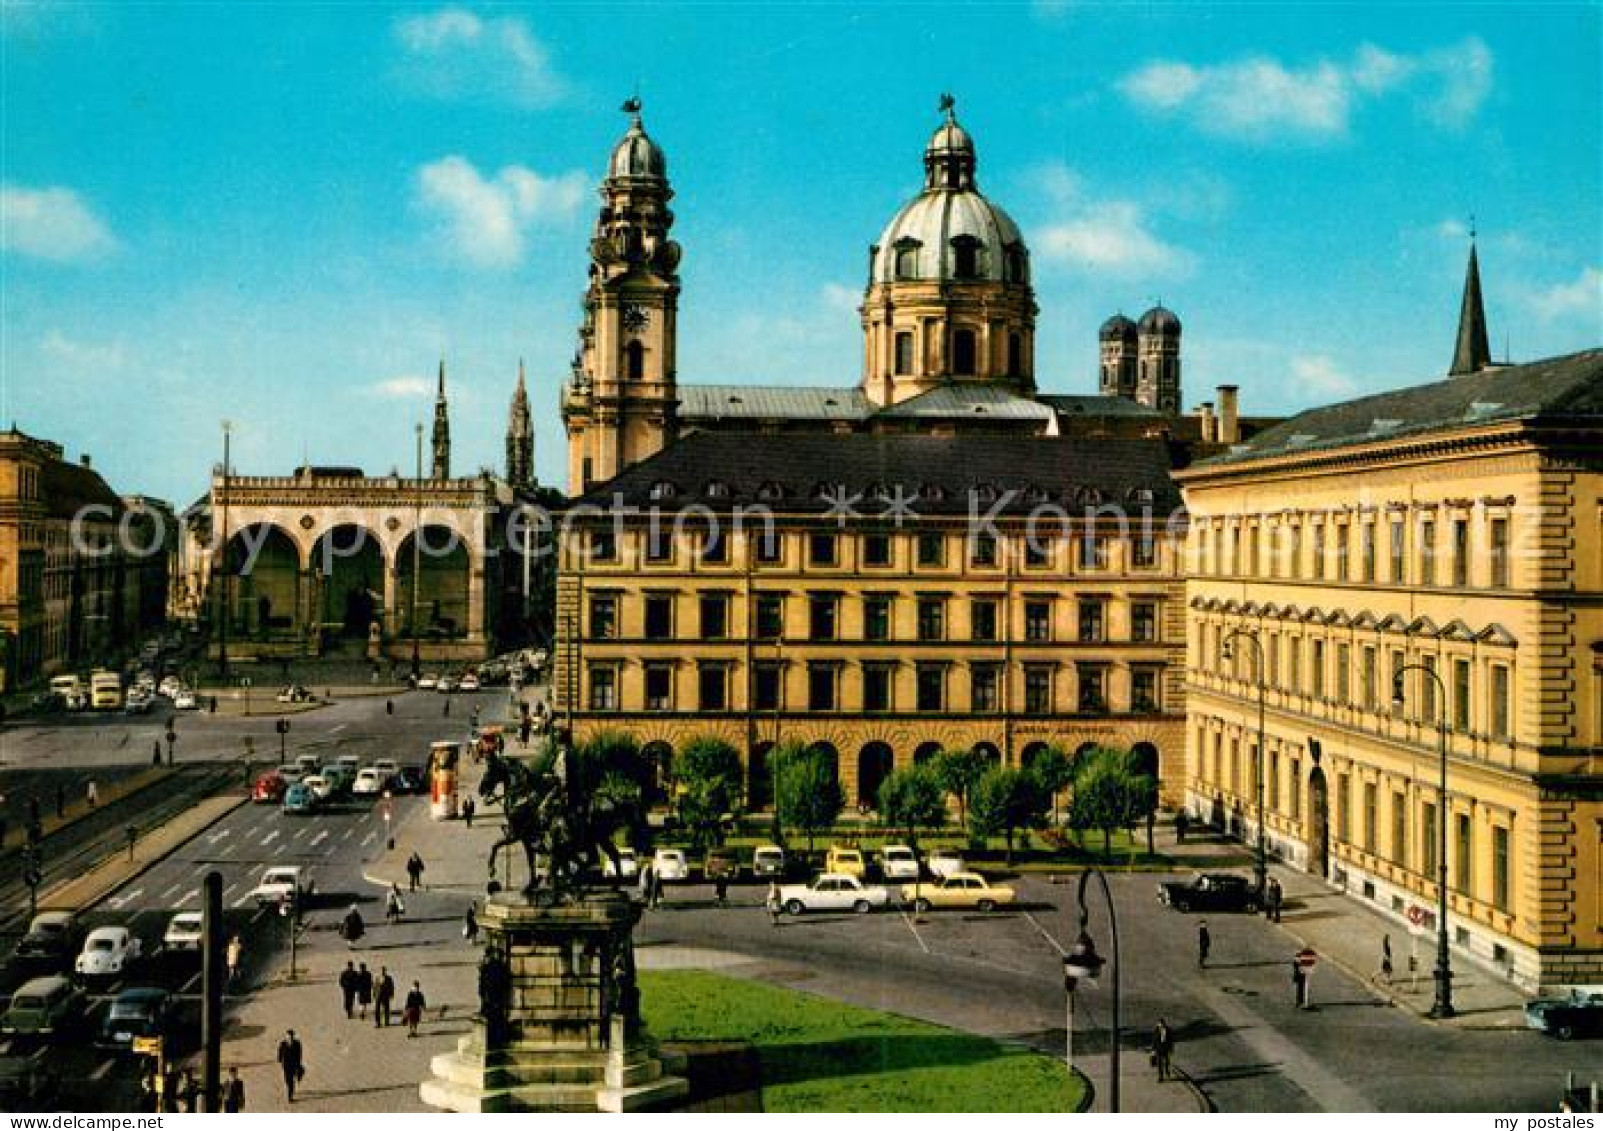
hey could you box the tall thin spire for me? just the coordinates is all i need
[431,359,451,478]
[1449,239,1492,377]
[506,359,534,489]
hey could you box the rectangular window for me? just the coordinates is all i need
[1132,667,1159,713]
[894,331,914,376]
[970,664,1000,712]
[646,524,672,563]
[970,533,997,567]
[1390,649,1405,711]
[1389,519,1405,583]
[1268,632,1281,688]
[864,595,893,641]
[1421,801,1437,874]
[1361,523,1376,582]
[863,533,892,567]
[1455,813,1472,896]
[753,663,782,711]
[1079,533,1108,570]
[1024,538,1050,568]
[1077,664,1107,713]
[1337,643,1351,704]
[1420,517,1436,586]
[1362,647,1377,709]
[1289,638,1302,694]
[1024,665,1052,714]
[916,664,945,712]
[1491,663,1510,739]
[1132,601,1157,642]
[1290,758,1301,820]
[1078,600,1105,643]
[1313,639,1326,698]
[863,663,894,712]
[1336,525,1350,581]
[1490,517,1509,588]
[645,595,675,640]
[589,530,617,562]
[1454,658,1472,732]
[755,594,783,640]
[1363,782,1378,852]
[809,595,838,641]
[1392,790,1408,868]
[1452,519,1469,588]
[588,665,618,711]
[1337,773,1351,843]
[1285,524,1302,578]
[971,599,999,642]
[1268,748,1279,813]
[1492,826,1510,911]
[807,663,836,712]
[917,598,945,642]
[809,532,837,567]
[916,533,945,567]
[645,663,673,711]
[1024,600,1052,641]
[698,664,728,712]
[755,528,781,564]
[699,594,728,640]
[700,528,727,564]
[1422,653,1438,719]
[589,595,617,640]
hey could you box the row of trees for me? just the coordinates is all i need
[575,732,1158,861]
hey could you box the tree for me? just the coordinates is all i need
[577,732,652,850]
[1026,744,1075,824]
[935,747,988,825]
[876,765,947,847]
[1067,747,1154,861]
[773,742,843,853]
[672,736,744,849]
[967,767,1049,863]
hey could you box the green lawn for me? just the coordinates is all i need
[640,968,1085,1112]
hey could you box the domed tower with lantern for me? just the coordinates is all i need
[561,99,683,493]
[860,96,1038,406]
[1135,304,1182,412]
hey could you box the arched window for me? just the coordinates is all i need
[951,236,982,280]
[893,239,920,280]
[624,340,645,381]
[952,329,977,376]
[894,331,915,376]
[1004,244,1028,284]
[1007,333,1023,376]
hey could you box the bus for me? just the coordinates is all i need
[89,670,124,711]
[48,674,85,711]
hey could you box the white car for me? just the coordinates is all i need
[652,848,688,882]
[162,911,203,952]
[76,926,142,978]
[602,847,639,879]
[158,677,183,699]
[458,673,480,692]
[373,758,399,780]
[880,845,921,881]
[415,674,439,690]
[928,850,966,880]
[352,768,384,796]
[778,874,891,915]
[301,774,331,801]
[173,690,199,711]
[251,865,313,908]
[437,676,458,694]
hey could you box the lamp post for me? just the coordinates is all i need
[1062,868,1120,1112]
[1222,628,1268,897]
[410,423,423,681]
[1392,663,1455,1019]
[218,421,232,681]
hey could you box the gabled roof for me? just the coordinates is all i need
[678,384,873,422]
[41,458,123,521]
[1038,394,1166,418]
[875,384,1056,421]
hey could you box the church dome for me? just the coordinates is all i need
[869,101,1029,286]
[607,106,666,180]
[1138,305,1181,336]
[1100,313,1138,341]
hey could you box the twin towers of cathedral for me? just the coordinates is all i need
[425,358,534,488]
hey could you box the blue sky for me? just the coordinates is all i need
[3,1,1599,505]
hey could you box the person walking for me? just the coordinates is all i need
[356,962,373,1020]
[649,867,664,910]
[637,863,654,907]
[1380,934,1394,983]
[153,739,163,766]
[1152,1018,1174,1082]
[225,935,244,990]
[463,903,479,944]
[766,881,782,926]
[342,903,365,946]
[126,824,137,861]
[406,852,426,891]
[713,876,729,908]
[385,698,394,716]
[1266,877,1283,923]
[386,884,405,924]
[86,780,98,808]
[443,699,451,719]
[339,961,359,1019]
[403,981,427,1037]
[374,967,396,1028]
[54,783,65,818]
[275,1029,304,1103]
[1292,959,1308,1009]
[1197,920,1211,969]
[222,1067,245,1112]
[462,796,476,828]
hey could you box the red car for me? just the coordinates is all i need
[252,771,287,804]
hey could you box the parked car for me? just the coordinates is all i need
[704,849,740,882]
[275,763,304,782]
[652,848,688,882]
[275,685,312,703]
[373,758,400,781]
[162,911,203,953]
[880,845,920,881]
[393,765,428,795]
[122,691,154,715]
[252,771,288,804]
[300,774,332,803]
[294,753,321,776]
[779,874,890,915]
[97,987,178,1052]
[75,926,142,980]
[336,754,362,775]
[824,846,866,879]
[901,872,1016,912]
[415,674,439,690]
[173,690,199,711]
[318,764,349,795]
[352,767,385,796]
[457,673,480,693]
[158,676,183,699]
[1525,986,1603,1040]
[13,912,80,965]
[0,975,85,1038]
[1157,873,1261,914]
[437,676,458,694]
[751,845,787,879]
[927,850,966,880]
[251,865,313,908]
[602,847,639,880]
[282,782,319,815]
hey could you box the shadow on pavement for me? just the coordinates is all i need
[755,1032,1017,1087]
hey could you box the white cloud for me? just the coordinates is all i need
[819,282,860,314]
[394,7,563,106]
[40,330,125,370]
[1290,354,1361,398]
[1,183,116,262]
[1118,38,1493,141]
[369,375,434,399]
[415,156,585,268]
[1523,266,1603,324]
[1036,187,1194,279]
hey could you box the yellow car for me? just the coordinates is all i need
[900,872,1016,912]
[824,846,866,878]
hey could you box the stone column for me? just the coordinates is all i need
[383,566,401,639]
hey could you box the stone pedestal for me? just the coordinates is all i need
[420,890,687,1112]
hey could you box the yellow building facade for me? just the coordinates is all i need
[1178,348,1603,991]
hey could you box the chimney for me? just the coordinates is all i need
[1216,385,1240,445]
[1197,402,1217,444]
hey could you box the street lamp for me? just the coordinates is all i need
[411,423,423,681]
[1222,628,1268,897]
[1063,868,1120,1112]
[218,421,232,681]
[1392,663,1455,1019]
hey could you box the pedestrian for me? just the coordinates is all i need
[463,903,479,943]
[342,903,366,945]
[443,699,451,718]
[339,961,359,1019]
[87,780,98,807]
[649,867,663,910]
[462,796,476,828]
[1266,877,1283,922]
[226,935,244,989]
[403,980,427,1037]
[125,824,137,861]
[275,1029,304,1103]
[1292,959,1308,1008]
[1380,934,1394,983]
[1197,920,1211,969]
[153,739,163,766]
[375,966,396,1028]
[406,851,426,891]
[1174,810,1189,843]
[385,699,394,716]
[176,1068,198,1112]
[637,863,654,907]
[386,884,405,924]
[1152,1018,1174,1082]
[356,962,373,1020]
[714,876,729,907]
[55,783,64,818]
[766,881,782,926]
[222,1067,245,1112]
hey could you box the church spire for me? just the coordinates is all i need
[431,359,451,479]
[1449,236,1492,377]
[506,360,534,489]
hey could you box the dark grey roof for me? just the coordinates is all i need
[572,431,1184,516]
[678,384,872,421]
[1038,394,1166,417]
[1200,349,1603,467]
[874,384,1055,421]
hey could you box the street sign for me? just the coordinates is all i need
[132,1036,162,1057]
[1296,947,1318,969]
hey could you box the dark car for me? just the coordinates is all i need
[703,849,740,882]
[11,913,80,972]
[1525,987,1603,1040]
[1157,873,1261,913]
[393,765,428,795]
[97,987,178,1051]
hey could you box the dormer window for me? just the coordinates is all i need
[1004,244,1027,284]
[756,481,785,502]
[704,480,730,499]
[951,235,983,280]
[893,237,921,280]
[649,480,678,501]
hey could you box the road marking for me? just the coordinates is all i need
[362,831,376,847]
[330,724,348,734]
[88,1058,116,1082]
[341,827,354,841]
[311,830,329,848]
[223,882,238,899]
[897,907,931,954]
[260,830,279,847]
[231,890,257,909]
[292,827,308,840]
[1022,910,1066,956]
[206,828,232,845]
[160,881,186,901]
[218,842,236,857]
[107,888,144,910]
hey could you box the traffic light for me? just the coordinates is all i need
[276,718,290,735]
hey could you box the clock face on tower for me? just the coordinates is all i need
[622,303,650,332]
